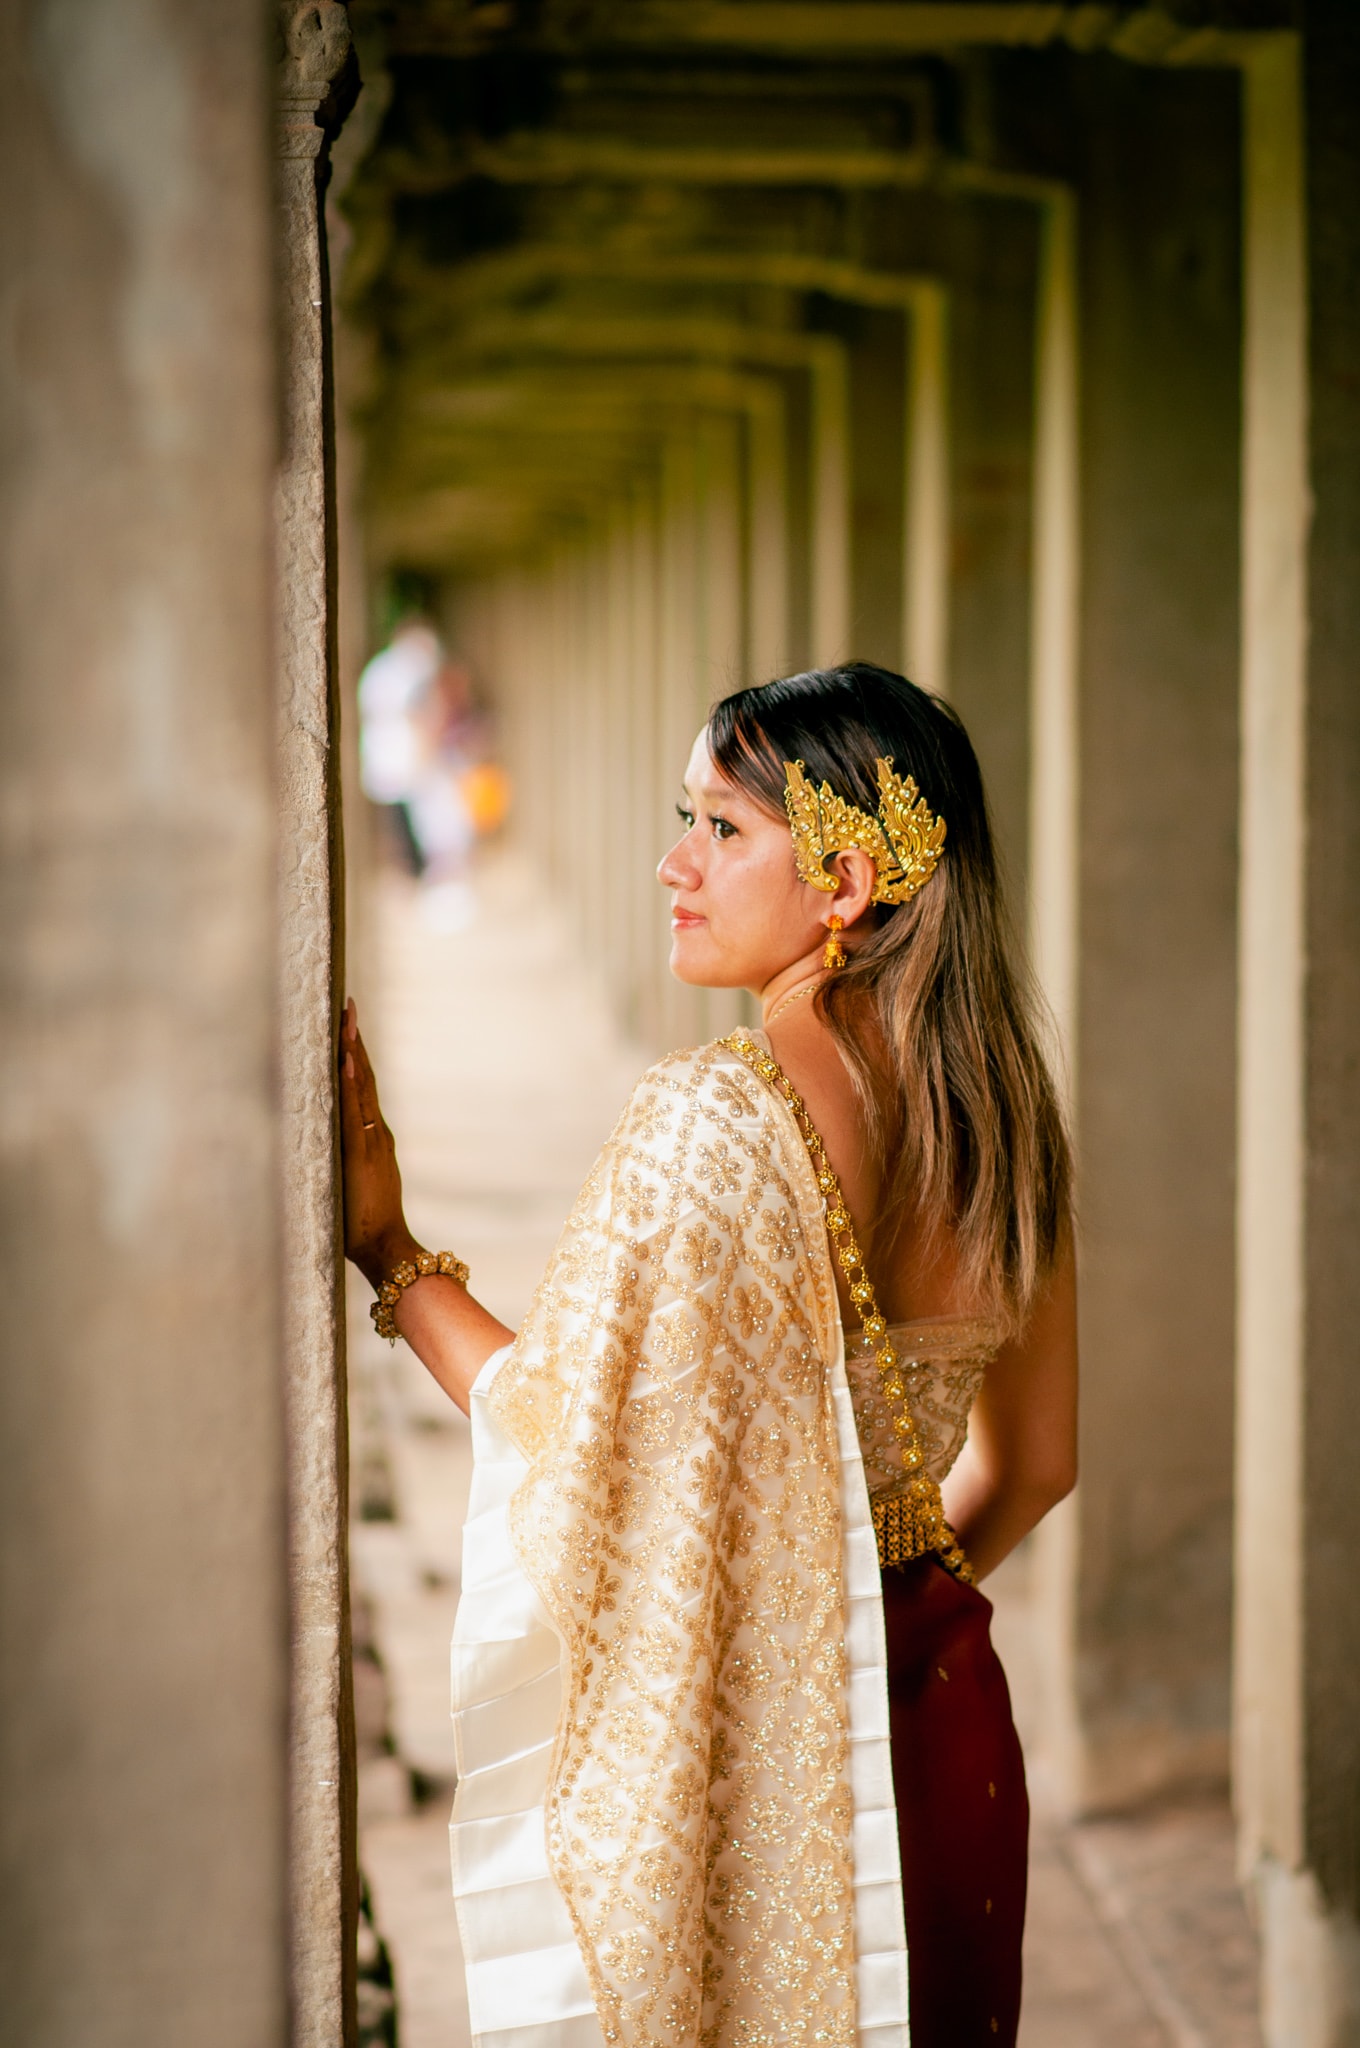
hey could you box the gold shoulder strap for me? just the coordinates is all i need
[721,1030,973,1583]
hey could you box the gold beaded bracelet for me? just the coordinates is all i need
[370,1249,470,1344]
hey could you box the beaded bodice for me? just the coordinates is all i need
[845,1317,1002,1498]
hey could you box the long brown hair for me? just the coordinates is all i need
[709,661,1071,1335]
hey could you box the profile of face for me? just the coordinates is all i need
[657,729,876,994]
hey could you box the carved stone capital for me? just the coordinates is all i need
[277,0,353,159]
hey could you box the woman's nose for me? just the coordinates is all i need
[657,837,698,889]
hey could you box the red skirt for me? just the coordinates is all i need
[883,1558,1028,2046]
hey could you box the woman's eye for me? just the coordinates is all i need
[710,815,736,840]
[675,804,695,830]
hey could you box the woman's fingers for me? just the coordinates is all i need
[338,1009,382,1146]
[349,1030,386,1138]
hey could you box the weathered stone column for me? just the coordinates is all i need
[274,4,358,2042]
[0,3,285,2041]
[808,339,851,666]
[1018,54,1245,1816]
[903,285,949,696]
[1236,22,1360,2040]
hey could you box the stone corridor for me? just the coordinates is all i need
[348,856,1264,2048]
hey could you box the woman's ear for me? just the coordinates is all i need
[827,848,878,929]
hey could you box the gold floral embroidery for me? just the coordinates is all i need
[679,1223,723,1280]
[767,1570,809,1624]
[635,1620,681,1676]
[606,1472,650,1533]
[664,1988,700,2035]
[710,1070,757,1121]
[655,1311,702,1373]
[578,1785,624,1837]
[666,1541,707,1596]
[619,1170,658,1230]
[702,1358,743,1424]
[711,1870,759,1924]
[695,1139,743,1195]
[708,1727,738,1782]
[559,1234,609,1289]
[628,1091,673,1143]
[605,1930,653,1982]
[722,1503,757,1559]
[729,1283,773,1339]
[607,1265,641,1315]
[625,1396,675,1453]
[723,1649,772,1702]
[691,1448,724,1509]
[490,1040,853,2047]
[755,1206,798,1263]
[640,1847,682,1901]
[607,1702,651,1756]
[746,1424,789,1477]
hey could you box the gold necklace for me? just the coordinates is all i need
[721,1027,974,1583]
[763,979,821,1028]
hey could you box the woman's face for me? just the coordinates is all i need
[657,730,832,991]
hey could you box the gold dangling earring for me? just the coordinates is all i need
[822,914,846,972]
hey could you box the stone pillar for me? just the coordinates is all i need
[1027,55,1245,1815]
[808,339,851,666]
[846,303,908,671]
[655,425,705,1050]
[625,479,662,1034]
[943,210,1038,890]
[0,4,286,2042]
[274,4,358,2042]
[698,411,748,1040]
[1237,22,1360,2040]
[745,382,790,682]
[1023,178,1086,1795]
[903,286,950,696]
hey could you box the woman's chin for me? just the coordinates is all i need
[668,937,744,989]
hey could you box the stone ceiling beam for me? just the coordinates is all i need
[371,1,1283,64]
[366,361,791,572]
[402,318,850,639]
[399,243,946,318]
[447,132,939,187]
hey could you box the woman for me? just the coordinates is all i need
[341,662,1077,2048]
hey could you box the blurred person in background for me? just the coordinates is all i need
[358,626,512,928]
[357,619,441,878]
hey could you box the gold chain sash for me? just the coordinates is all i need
[721,1030,974,1583]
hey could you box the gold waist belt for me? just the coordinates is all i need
[872,1476,975,1584]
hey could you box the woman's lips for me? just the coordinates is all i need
[671,908,705,930]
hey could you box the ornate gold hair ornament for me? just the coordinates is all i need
[782,756,946,904]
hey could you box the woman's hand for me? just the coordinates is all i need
[337,997,513,1414]
[338,997,419,1289]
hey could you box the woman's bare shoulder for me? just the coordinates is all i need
[764,1008,876,1217]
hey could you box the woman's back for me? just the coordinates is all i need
[764,1003,976,1328]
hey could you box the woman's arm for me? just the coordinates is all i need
[339,999,513,1415]
[939,1249,1078,1580]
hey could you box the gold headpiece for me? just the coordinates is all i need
[782,756,946,904]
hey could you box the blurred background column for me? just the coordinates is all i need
[274,3,360,2043]
[0,3,287,2042]
[1236,23,1360,2039]
[1006,50,1244,1820]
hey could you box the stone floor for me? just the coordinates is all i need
[348,853,1263,2048]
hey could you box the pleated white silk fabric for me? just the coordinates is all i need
[449,1036,909,2048]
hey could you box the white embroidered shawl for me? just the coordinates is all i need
[451,1037,908,2048]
